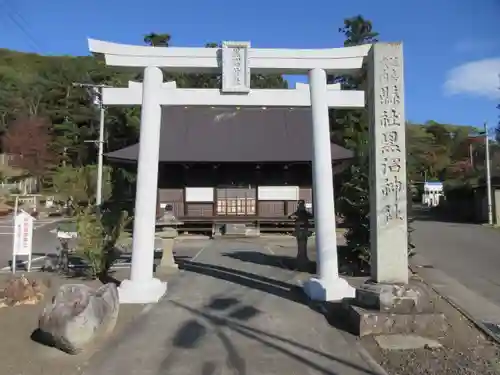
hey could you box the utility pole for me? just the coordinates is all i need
[72,82,111,206]
[484,122,493,225]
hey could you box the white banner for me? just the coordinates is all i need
[12,211,34,273]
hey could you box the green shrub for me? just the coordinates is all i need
[76,207,106,278]
[75,206,131,278]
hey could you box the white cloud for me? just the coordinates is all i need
[443,58,500,100]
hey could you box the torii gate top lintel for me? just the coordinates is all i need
[87,38,372,74]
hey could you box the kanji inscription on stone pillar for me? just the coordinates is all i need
[366,43,409,284]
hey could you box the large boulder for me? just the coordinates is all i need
[37,283,119,354]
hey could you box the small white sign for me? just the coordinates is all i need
[12,211,34,273]
[185,187,214,202]
[258,186,299,201]
[221,41,251,93]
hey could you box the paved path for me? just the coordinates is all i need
[0,215,62,271]
[412,219,500,340]
[84,239,377,375]
[413,219,500,306]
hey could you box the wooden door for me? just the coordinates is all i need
[216,188,256,216]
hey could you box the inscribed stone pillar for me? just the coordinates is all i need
[366,43,409,284]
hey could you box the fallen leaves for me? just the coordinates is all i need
[0,275,48,308]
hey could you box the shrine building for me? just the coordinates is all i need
[106,106,352,234]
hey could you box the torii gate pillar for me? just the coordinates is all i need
[118,66,167,304]
[303,68,355,301]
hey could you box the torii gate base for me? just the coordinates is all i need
[89,39,410,305]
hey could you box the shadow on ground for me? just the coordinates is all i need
[177,255,361,339]
[161,294,377,375]
[178,259,306,304]
[221,250,316,273]
[221,248,370,277]
[412,204,477,224]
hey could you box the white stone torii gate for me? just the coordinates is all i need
[88,39,408,304]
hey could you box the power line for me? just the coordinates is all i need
[4,1,31,33]
[0,0,42,52]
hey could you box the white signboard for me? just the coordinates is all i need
[258,186,299,201]
[12,211,34,273]
[185,187,214,202]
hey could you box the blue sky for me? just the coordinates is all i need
[1,0,499,129]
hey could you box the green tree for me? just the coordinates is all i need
[339,15,379,47]
[52,165,112,205]
[407,122,435,181]
[144,33,171,47]
[407,121,479,183]
[331,15,379,270]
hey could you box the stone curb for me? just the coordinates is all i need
[408,261,500,346]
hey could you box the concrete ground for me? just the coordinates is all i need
[412,218,500,341]
[0,242,206,375]
[6,213,500,375]
[413,219,500,307]
[0,269,145,375]
[83,238,376,375]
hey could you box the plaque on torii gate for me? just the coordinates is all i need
[221,41,251,93]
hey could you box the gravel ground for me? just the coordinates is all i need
[0,269,146,375]
[360,280,500,375]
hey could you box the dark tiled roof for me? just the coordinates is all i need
[105,107,353,163]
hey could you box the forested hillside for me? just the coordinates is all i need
[0,33,287,194]
[0,28,496,191]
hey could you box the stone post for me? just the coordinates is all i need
[302,68,355,302]
[366,43,408,285]
[341,45,446,337]
[118,66,167,304]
